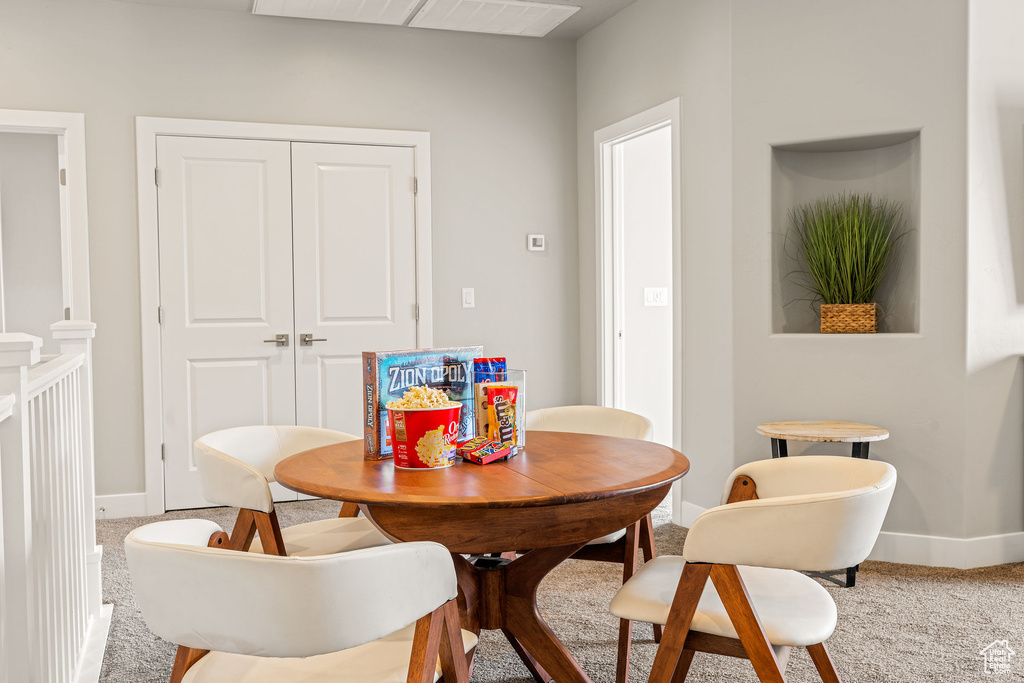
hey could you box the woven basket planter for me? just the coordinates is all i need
[820,303,878,334]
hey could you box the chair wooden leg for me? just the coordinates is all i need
[170,645,207,683]
[408,605,446,683]
[638,513,663,643]
[253,510,288,556]
[646,563,712,683]
[438,599,471,683]
[670,649,695,683]
[617,521,641,683]
[229,508,257,551]
[807,643,841,683]
[709,565,785,683]
[616,618,634,683]
[339,501,360,518]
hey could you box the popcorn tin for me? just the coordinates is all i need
[387,404,462,469]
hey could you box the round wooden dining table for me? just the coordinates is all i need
[275,430,689,683]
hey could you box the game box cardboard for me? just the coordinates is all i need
[362,346,483,460]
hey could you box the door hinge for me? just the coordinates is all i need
[154,168,160,186]
[413,177,418,195]
[157,306,163,324]
[160,443,166,461]
[415,304,420,321]
[59,168,67,186]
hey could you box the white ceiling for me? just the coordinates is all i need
[112,0,637,39]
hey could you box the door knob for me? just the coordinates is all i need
[263,333,289,347]
[300,333,327,346]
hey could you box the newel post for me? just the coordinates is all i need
[51,320,102,619]
[0,332,42,683]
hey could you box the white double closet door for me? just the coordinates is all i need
[157,136,419,510]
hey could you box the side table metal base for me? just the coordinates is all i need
[806,565,858,588]
[770,436,867,588]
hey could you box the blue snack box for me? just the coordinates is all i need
[362,346,483,459]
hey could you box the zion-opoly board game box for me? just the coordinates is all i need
[362,346,483,460]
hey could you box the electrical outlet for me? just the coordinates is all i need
[527,234,545,251]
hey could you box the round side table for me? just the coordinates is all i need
[756,420,889,459]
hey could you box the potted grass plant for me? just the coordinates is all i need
[790,192,905,333]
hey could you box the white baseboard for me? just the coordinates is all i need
[672,499,1024,569]
[95,492,148,519]
[74,603,112,683]
[673,501,707,528]
[868,530,1024,569]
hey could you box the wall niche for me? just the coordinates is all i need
[770,130,921,334]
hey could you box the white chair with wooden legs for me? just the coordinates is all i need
[195,425,390,556]
[126,519,476,683]
[610,455,897,683]
[524,405,661,683]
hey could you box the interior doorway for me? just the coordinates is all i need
[596,101,681,450]
[137,117,433,513]
[0,110,91,345]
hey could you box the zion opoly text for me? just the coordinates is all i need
[386,361,469,396]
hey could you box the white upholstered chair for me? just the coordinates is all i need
[611,455,897,683]
[525,405,660,681]
[195,425,390,556]
[126,519,476,683]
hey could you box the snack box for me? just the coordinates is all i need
[458,437,513,465]
[362,346,482,460]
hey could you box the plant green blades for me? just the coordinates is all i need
[790,192,905,305]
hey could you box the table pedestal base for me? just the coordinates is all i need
[453,543,589,683]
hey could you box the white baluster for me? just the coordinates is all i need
[0,332,42,683]
[50,321,100,621]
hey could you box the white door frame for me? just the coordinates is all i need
[594,99,682,450]
[136,117,433,515]
[0,109,91,322]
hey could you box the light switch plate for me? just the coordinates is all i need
[644,287,669,307]
[462,288,475,309]
[527,234,546,251]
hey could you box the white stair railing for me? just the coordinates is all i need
[0,321,109,683]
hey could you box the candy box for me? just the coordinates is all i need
[362,346,482,460]
[458,437,513,465]
[473,357,507,437]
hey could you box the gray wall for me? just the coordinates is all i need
[966,0,1024,538]
[0,133,65,353]
[578,0,974,539]
[577,0,735,509]
[0,0,579,497]
[731,0,969,539]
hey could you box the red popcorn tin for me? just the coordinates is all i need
[386,405,462,469]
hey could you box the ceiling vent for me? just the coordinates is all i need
[409,0,580,37]
[252,0,422,26]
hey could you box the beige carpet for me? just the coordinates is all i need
[97,500,1024,682]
